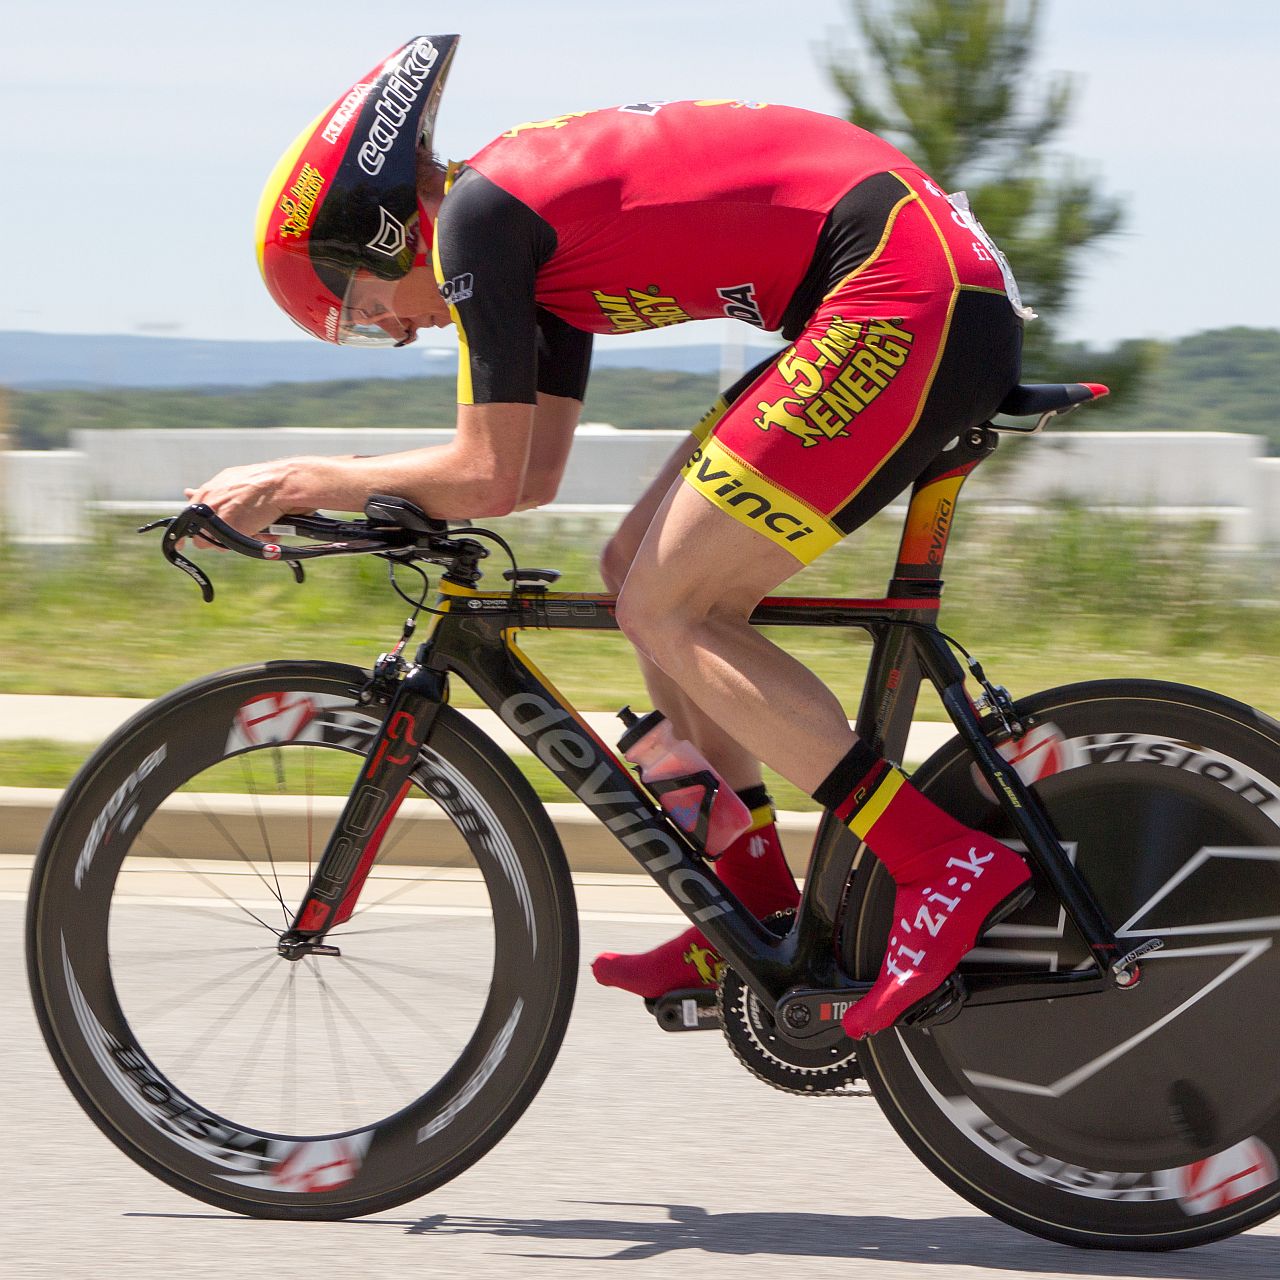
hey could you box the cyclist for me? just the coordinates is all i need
[190,34,1033,1038]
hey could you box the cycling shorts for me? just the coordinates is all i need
[680,169,1022,564]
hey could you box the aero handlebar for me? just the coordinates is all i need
[139,496,478,602]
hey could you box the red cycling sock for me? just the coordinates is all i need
[814,741,1032,1038]
[592,797,798,1000]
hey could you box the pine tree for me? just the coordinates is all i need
[824,0,1146,396]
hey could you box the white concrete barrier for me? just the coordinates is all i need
[977,431,1264,509]
[72,425,683,509]
[1259,458,1280,546]
[1,450,89,543]
[2,427,1277,548]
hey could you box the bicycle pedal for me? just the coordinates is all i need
[902,974,968,1030]
[985,881,1036,933]
[646,989,721,1033]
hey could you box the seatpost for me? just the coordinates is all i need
[889,425,996,593]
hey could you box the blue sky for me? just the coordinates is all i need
[4,0,1276,352]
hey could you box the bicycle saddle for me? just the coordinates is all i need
[998,382,1109,416]
[993,382,1109,433]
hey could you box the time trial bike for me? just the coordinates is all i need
[26,381,1280,1249]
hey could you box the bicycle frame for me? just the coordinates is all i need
[281,425,1138,1022]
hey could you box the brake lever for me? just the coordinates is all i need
[138,501,239,601]
[138,507,219,602]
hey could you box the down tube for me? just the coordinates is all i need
[445,633,792,988]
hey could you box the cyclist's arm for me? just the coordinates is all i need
[184,405,539,531]
[516,393,581,510]
[187,171,591,530]
[432,169,591,512]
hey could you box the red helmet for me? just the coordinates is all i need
[254,35,459,345]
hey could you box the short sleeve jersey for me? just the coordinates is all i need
[432,101,916,405]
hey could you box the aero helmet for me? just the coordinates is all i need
[255,35,459,345]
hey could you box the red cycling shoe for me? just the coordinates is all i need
[592,822,797,999]
[842,834,1032,1039]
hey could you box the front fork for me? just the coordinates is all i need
[276,662,446,960]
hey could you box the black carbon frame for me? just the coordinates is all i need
[283,425,1128,1012]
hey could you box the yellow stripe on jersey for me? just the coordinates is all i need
[691,394,731,444]
[680,435,842,563]
[433,161,474,405]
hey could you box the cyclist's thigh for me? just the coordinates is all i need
[608,350,782,563]
[682,174,1022,562]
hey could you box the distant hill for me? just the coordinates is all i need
[6,327,1278,452]
[10,369,728,447]
[0,329,776,391]
[1081,327,1280,443]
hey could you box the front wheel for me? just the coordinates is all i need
[27,661,578,1219]
[846,680,1280,1249]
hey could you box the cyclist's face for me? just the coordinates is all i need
[343,258,452,347]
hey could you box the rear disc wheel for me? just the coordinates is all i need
[847,681,1280,1248]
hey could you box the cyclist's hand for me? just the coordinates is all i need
[184,461,301,547]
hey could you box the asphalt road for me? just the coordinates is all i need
[7,867,1280,1280]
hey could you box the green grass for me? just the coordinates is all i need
[4,500,1278,809]
[2,505,1278,721]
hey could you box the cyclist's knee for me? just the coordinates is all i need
[617,572,744,670]
[616,573,683,662]
[599,531,636,595]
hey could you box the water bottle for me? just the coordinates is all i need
[617,707,751,857]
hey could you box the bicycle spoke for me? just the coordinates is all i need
[306,747,315,881]
[237,752,289,926]
[345,864,477,919]
[363,804,454,869]
[187,797,289,913]
[221,967,298,1118]
[144,808,289,929]
[313,970,419,1096]
[334,952,475,983]
[110,943,273,961]
[309,960,359,1132]
[331,919,483,939]
[337,955,468,1048]
[127,844,284,937]
[164,960,284,1080]
[114,900,277,933]
[129,952,279,1025]
[283,968,298,1133]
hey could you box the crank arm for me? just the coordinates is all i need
[646,989,720,1032]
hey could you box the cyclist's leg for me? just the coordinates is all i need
[618,174,1031,1033]
[594,356,799,1000]
[618,447,1028,1035]
[601,440,762,791]
[599,354,782,790]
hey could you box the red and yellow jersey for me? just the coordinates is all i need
[433,101,919,404]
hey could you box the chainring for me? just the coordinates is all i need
[718,912,866,1096]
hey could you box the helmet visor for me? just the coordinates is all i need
[336,272,417,347]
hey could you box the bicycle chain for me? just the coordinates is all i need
[717,912,871,1098]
